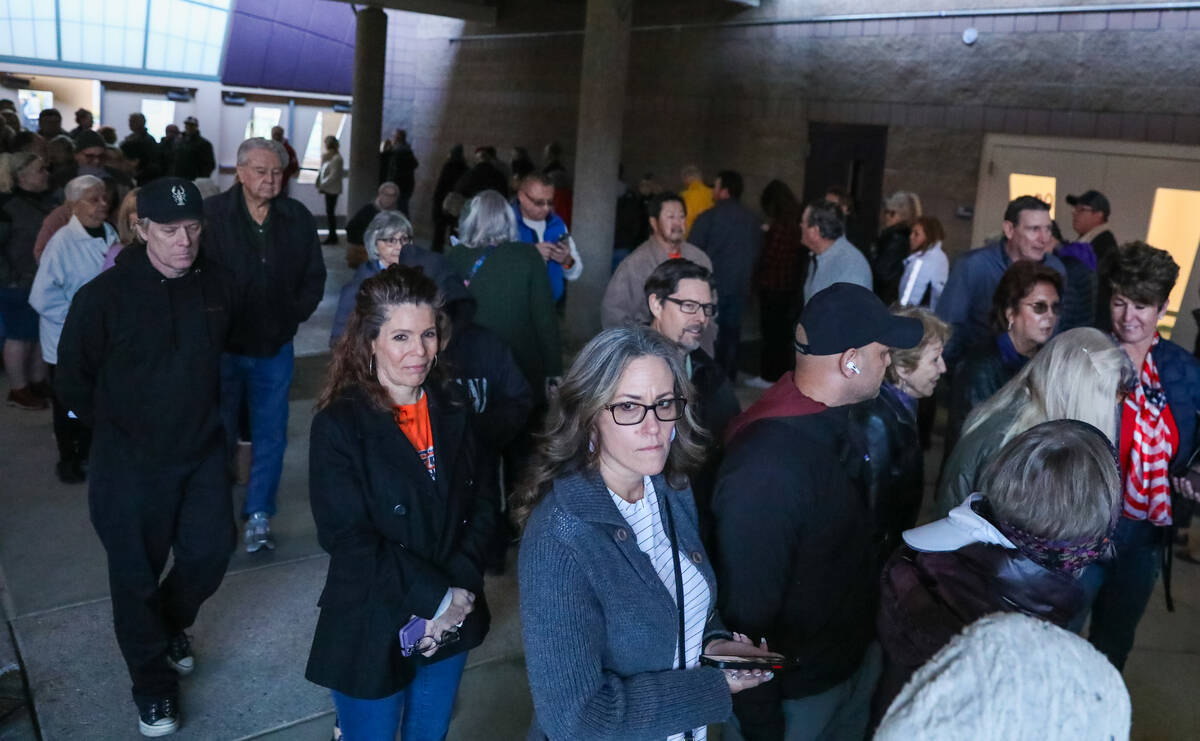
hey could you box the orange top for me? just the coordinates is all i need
[392,393,437,480]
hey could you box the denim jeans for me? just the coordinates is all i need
[1073,517,1164,670]
[331,651,468,741]
[220,342,293,518]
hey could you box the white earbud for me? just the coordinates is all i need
[846,361,861,375]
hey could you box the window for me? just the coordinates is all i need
[297,111,348,185]
[1145,188,1200,338]
[243,107,282,141]
[1008,173,1057,219]
[0,0,230,77]
[141,99,176,140]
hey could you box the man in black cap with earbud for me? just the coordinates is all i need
[711,282,922,741]
[56,176,240,737]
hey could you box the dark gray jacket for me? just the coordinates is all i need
[519,470,732,740]
[689,199,763,300]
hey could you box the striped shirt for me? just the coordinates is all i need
[610,477,711,741]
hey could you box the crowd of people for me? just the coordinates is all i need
[1,98,1198,741]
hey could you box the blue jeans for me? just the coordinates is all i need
[331,651,468,741]
[220,343,293,518]
[1072,517,1164,670]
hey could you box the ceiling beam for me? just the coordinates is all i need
[329,0,497,25]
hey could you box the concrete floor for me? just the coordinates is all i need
[0,241,1197,739]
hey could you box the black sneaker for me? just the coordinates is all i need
[55,460,85,484]
[138,696,179,737]
[166,633,194,675]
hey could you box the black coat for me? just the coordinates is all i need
[1056,251,1097,332]
[0,188,58,287]
[852,383,923,558]
[870,223,911,306]
[713,405,878,740]
[688,348,741,544]
[202,184,326,357]
[55,246,238,464]
[305,383,497,699]
[1092,229,1119,331]
[946,336,1025,455]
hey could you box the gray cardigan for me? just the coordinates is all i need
[518,469,733,741]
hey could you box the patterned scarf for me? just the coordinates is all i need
[1124,336,1174,525]
[973,497,1115,574]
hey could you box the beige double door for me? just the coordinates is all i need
[972,133,1200,350]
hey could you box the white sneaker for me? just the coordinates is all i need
[244,512,275,553]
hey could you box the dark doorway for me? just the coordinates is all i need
[802,122,888,251]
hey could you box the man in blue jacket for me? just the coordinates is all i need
[512,172,582,302]
[937,195,1067,367]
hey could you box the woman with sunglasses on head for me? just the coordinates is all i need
[307,264,497,741]
[1073,241,1200,671]
[515,326,775,741]
[945,261,1062,455]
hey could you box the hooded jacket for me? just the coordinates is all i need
[55,246,239,464]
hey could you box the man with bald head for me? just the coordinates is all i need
[712,283,922,741]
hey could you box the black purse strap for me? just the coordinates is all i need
[659,493,695,741]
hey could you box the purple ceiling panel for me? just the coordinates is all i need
[222,0,356,95]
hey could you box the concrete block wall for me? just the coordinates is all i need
[379,2,1200,260]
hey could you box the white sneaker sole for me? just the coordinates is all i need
[167,656,194,675]
[139,717,179,736]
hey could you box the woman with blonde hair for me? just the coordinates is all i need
[871,191,922,305]
[0,151,54,409]
[936,326,1136,516]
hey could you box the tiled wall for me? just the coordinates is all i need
[379,3,1200,256]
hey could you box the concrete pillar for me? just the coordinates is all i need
[348,6,387,218]
[565,0,633,348]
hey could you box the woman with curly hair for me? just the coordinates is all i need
[515,325,775,740]
[1076,241,1200,670]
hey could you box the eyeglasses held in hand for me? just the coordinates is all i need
[664,297,718,317]
[605,398,687,426]
[413,626,461,655]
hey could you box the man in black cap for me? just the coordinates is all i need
[1065,190,1118,329]
[711,282,922,741]
[56,177,240,737]
[172,115,215,180]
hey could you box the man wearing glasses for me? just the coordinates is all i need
[202,137,326,553]
[1065,190,1117,329]
[512,171,583,302]
[644,258,740,537]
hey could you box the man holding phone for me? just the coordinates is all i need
[512,171,583,302]
[712,283,922,741]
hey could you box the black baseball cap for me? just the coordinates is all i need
[794,283,923,356]
[1066,190,1111,218]
[137,177,204,223]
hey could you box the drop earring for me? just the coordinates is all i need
[588,438,595,453]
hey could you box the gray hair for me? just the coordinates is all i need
[804,200,845,241]
[963,327,1135,447]
[983,419,1121,541]
[65,174,105,202]
[511,325,706,528]
[363,210,414,262]
[884,191,923,224]
[236,137,287,169]
[459,190,517,248]
[378,181,399,196]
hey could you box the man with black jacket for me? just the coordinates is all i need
[202,137,326,553]
[712,282,921,741]
[56,178,239,737]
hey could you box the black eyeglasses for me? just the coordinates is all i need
[378,235,411,246]
[663,297,718,317]
[412,626,461,655]
[604,398,687,426]
[520,191,554,208]
[1024,300,1061,316]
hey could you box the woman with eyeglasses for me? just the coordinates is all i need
[307,264,496,741]
[1072,241,1200,671]
[945,260,1062,454]
[515,326,776,741]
